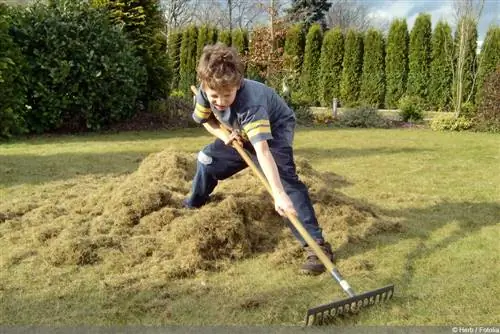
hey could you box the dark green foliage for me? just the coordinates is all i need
[232,28,249,55]
[398,95,425,122]
[0,4,27,137]
[218,29,231,47]
[360,29,385,108]
[429,21,453,111]
[288,99,314,125]
[9,0,146,133]
[107,0,171,101]
[474,65,500,132]
[168,30,182,90]
[407,13,432,103]
[319,28,343,107]
[385,19,409,108]
[196,25,210,64]
[143,31,172,101]
[338,106,391,128]
[179,26,198,96]
[300,24,323,105]
[286,0,331,29]
[476,25,500,105]
[232,28,249,76]
[340,29,363,107]
[207,27,218,44]
[283,24,305,91]
[452,18,478,106]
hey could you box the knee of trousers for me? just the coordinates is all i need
[197,150,221,177]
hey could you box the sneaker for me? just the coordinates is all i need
[300,241,335,275]
[182,199,194,209]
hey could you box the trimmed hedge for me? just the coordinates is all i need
[9,0,146,132]
[0,4,27,137]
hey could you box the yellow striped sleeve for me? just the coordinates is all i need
[243,120,271,139]
[194,103,211,120]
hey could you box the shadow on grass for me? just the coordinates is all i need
[0,151,153,187]
[0,127,207,146]
[335,200,500,288]
[294,147,431,160]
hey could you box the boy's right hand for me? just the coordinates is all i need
[274,190,297,217]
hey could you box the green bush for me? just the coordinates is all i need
[430,115,472,131]
[398,95,425,122]
[338,106,391,128]
[0,4,27,138]
[9,0,146,133]
[289,93,314,125]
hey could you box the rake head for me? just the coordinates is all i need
[305,284,394,326]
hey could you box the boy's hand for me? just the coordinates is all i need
[274,190,297,217]
[224,129,245,146]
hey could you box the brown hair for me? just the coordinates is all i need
[197,43,244,90]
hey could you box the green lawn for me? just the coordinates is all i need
[0,128,499,326]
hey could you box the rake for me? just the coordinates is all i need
[189,85,394,325]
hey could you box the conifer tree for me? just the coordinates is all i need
[407,13,432,102]
[319,28,344,106]
[179,26,198,96]
[429,21,453,111]
[283,24,305,91]
[232,28,249,55]
[360,29,385,108]
[340,29,363,106]
[168,30,182,90]
[476,25,500,104]
[385,19,409,108]
[218,29,232,46]
[300,24,323,104]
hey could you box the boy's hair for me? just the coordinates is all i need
[197,43,244,90]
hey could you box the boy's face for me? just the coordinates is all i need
[204,84,239,111]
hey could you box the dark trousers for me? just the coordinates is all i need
[185,137,324,247]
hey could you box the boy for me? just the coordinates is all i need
[183,43,334,275]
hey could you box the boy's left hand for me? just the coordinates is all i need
[224,129,245,146]
[274,191,297,217]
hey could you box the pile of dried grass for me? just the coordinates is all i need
[1,150,403,281]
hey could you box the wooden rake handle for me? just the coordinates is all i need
[189,85,336,275]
